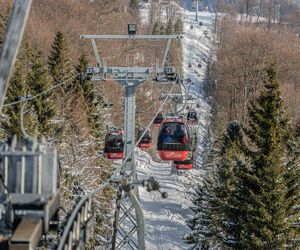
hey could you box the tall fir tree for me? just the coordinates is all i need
[189,64,300,249]
[212,121,247,249]
[187,121,247,249]
[28,48,55,136]
[186,173,218,249]
[48,31,74,88]
[2,39,36,138]
[239,64,299,249]
[1,42,36,138]
[1,41,56,139]
[2,60,28,137]
[74,53,94,107]
[48,31,73,142]
[73,53,107,149]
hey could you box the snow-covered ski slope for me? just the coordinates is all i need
[137,7,215,250]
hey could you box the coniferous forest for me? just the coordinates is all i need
[187,64,300,249]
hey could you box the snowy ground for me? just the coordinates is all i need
[136,9,215,250]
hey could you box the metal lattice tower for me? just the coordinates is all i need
[81,31,180,249]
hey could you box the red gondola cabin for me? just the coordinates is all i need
[104,129,124,160]
[157,116,190,161]
[138,129,152,149]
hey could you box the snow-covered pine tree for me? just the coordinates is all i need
[211,121,246,248]
[240,64,299,248]
[187,121,246,249]
[56,52,114,248]
[74,52,109,150]
[186,173,218,249]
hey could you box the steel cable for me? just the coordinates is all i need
[2,73,80,107]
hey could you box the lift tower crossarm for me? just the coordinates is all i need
[80,34,180,40]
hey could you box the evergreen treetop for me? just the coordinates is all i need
[48,31,74,87]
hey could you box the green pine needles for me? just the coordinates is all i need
[1,41,54,138]
[188,64,300,249]
[48,31,74,87]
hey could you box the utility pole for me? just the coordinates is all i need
[81,28,179,249]
[0,0,32,113]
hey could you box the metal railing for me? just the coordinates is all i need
[57,182,110,250]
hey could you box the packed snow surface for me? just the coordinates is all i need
[137,9,215,250]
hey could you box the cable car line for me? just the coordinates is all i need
[2,73,80,107]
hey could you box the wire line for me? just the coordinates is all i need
[3,73,80,107]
